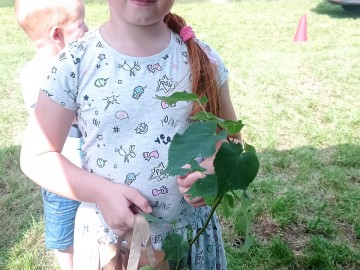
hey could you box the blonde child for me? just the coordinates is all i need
[15,0,88,269]
[20,1,238,269]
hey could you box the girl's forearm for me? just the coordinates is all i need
[20,149,108,204]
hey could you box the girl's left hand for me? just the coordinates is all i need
[177,171,206,207]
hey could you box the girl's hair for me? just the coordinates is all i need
[164,13,220,117]
[14,0,83,41]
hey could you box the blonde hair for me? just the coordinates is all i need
[14,0,83,41]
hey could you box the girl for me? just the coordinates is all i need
[20,1,238,269]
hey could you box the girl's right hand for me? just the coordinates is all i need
[95,182,152,236]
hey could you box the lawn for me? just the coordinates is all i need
[0,0,359,269]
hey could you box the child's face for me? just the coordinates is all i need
[107,0,175,27]
[63,1,88,45]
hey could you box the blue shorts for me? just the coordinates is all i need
[42,188,80,250]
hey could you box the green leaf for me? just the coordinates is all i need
[219,119,244,135]
[241,234,255,253]
[139,266,154,270]
[189,159,206,173]
[185,174,218,205]
[156,92,208,106]
[244,143,257,153]
[235,209,253,236]
[198,96,208,104]
[164,121,227,175]
[190,111,218,121]
[235,195,253,236]
[221,193,235,218]
[163,233,190,262]
[214,143,260,196]
[144,214,166,224]
[165,167,192,177]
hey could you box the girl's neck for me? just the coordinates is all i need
[100,19,171,57]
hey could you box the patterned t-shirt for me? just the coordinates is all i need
[42,28,228,236]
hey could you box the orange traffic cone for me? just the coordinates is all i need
[293,14,307,42]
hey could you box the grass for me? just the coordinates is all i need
[1,0,360,269]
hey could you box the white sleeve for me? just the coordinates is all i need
[195,39,229,88]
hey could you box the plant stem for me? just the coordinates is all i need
[198,102,208,115]
[216,123,232,143]
[174,195,224,270]
[189,195,224,246]
[175,258,182,270]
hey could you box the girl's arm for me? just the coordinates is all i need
[178,80,241,206]
[20,91,152,235]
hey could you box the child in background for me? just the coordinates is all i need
[20,1,239,269]
[15,0,88,269]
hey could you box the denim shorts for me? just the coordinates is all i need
[42,188,80,250]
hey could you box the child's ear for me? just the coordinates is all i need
[50,26,65,46]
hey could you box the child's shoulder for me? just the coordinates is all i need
[20,57,49,84]
[194,37,226,68]
[19,57,52,111]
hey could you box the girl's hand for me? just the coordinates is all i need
[95,182,152,236]
[177,153,217,208]
[177,171,207,207]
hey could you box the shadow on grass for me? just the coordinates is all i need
[225,143,360,270]
[312,1,360,19]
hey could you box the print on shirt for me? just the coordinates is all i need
[135,122,148,134]
[156,75,176,94]
[64,88,77,103]
[143,150,159,161]
[59,52,67,61]
[94,77,109,88]
[132,85,146,99]
[71,54,80,65]
[118,61,141,76]
[98,54,106,61]
[124,172,139,185]
[196,250,205,267]
[149,162,168,182]
[152,200,171,211]
[96,158,107,168]
[115,110,129,120]
[147,63,162,73]
[152,186,169,197]
[154,134,171,145]
[161,115,180,128]
[115,145,136,163]
[161,100,176,109]
[103,93,120,111]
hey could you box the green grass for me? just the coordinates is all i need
[1,0,360,269]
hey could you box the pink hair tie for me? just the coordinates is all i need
[180,26,195,42]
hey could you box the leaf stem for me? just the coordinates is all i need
[216,123,231,143]
[198,101,208,116]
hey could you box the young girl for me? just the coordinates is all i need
[20,1,238,269]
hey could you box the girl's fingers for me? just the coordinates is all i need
[184,195,206,207]
[177,171,204,188]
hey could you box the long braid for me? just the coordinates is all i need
[164,12,220,116]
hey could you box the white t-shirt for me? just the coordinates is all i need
[42,28,228,240]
